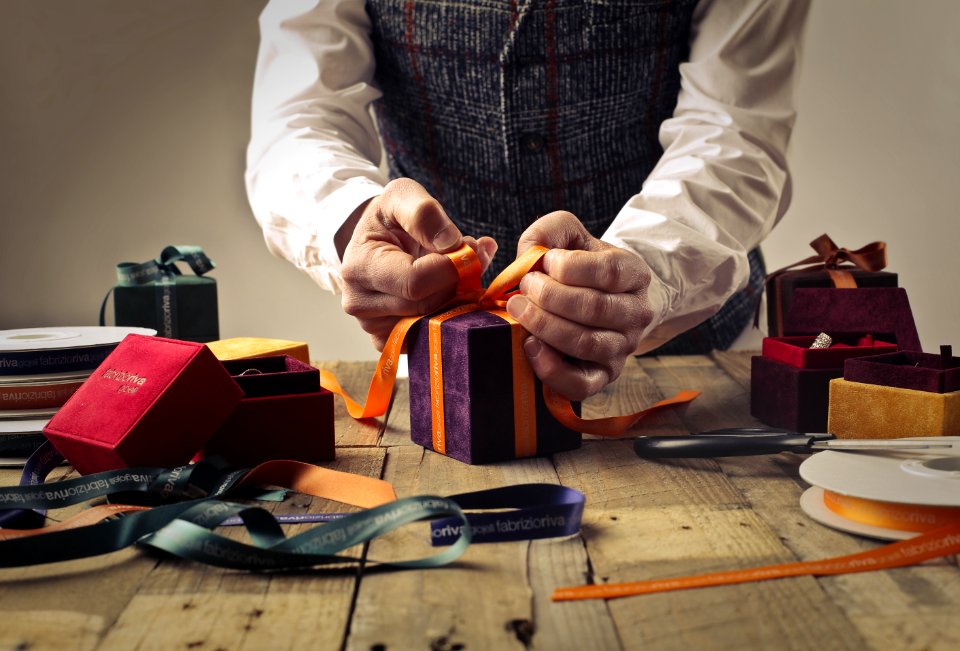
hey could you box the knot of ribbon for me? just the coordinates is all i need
[320,244,698,442]
[115,245,215,286]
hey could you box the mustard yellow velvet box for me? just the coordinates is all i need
[828,347,960,439]
[206,337,311,365]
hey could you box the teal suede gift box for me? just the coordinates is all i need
[103,245,219,343]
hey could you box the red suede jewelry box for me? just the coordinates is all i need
[43,334,243,474]
[407,311,581,465]
[750,288,921,433]
[204,355,334,466]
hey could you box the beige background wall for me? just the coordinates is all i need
[1,0,957,361]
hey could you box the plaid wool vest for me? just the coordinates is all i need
[366,0,764,353]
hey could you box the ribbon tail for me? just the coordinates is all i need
[543,386,700,437]
[319,315,422,420]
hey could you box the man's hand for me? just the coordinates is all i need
[340,178,497,350]
[506,211,657,401]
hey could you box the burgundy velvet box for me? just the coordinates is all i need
[43,334,243,474]
[766,269,898,336]
[205,356,334,466]
[843,347,960,394]
[751,288,920,433]
[407,311,581,464]
[762,335,897,370]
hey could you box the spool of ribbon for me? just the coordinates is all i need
[319,244,699,446]
[754,234,888,332]
[551,491,960,602]
[99,245,216,338]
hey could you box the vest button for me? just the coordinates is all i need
[520,133,545,153]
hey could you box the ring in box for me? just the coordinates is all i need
[751,288,920,433]
[205,355,334,466]
[828,346,960,439]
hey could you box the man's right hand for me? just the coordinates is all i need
[339,178,497,350]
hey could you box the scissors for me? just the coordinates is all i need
[632,428,960,459]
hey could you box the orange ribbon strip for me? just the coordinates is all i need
[321,244,698,445]
[552,492,960,602]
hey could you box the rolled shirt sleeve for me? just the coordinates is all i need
[603,0,811,353]
[245,0,385,294]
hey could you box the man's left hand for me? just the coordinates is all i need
[506,211,657,401]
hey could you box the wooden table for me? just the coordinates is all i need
[1,352,957,651]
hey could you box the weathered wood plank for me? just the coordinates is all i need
[708,349,755,391]
[554,438,867,651]
[0,465,159,649]
[582,358,688,439]
[97,447,386,651]
[346,447,620,651]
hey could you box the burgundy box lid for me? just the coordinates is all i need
[783,288,921,352]
[843,347,960,393]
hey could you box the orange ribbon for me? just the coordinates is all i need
[552,491,960,602]
[823,490,960,534]
[321,245,699,451]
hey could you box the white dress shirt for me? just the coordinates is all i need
[245,0,810,352]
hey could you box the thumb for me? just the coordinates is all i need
[517,211,592,255]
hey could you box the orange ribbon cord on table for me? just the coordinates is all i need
[319,244,698,439]
[552,494,960,602]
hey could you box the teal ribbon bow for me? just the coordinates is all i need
[99,245,216,335]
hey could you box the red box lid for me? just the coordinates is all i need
[43,334,243,474]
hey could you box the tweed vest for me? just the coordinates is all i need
[366,0,764,353]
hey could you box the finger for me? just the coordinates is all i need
[522,337,612,402]
[517,211,591,255]
[378,178,463,252]
[542,248,651,295]
[344,244,460,303]
[519,271,651,333]
[506,294,629,369]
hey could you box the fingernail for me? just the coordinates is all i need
[433,224,461,252]
[523,336,542,359]
[507,295,528,320]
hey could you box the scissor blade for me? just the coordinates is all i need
[814,439,959,455]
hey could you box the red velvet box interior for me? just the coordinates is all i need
[43,334,243,474]
[761,335,897,369]
[843,350,960,393]
[204,355,334,466]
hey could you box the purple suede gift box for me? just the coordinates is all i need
[407,311,581,464]
[843,347,960,394]
[751,287,921,432]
